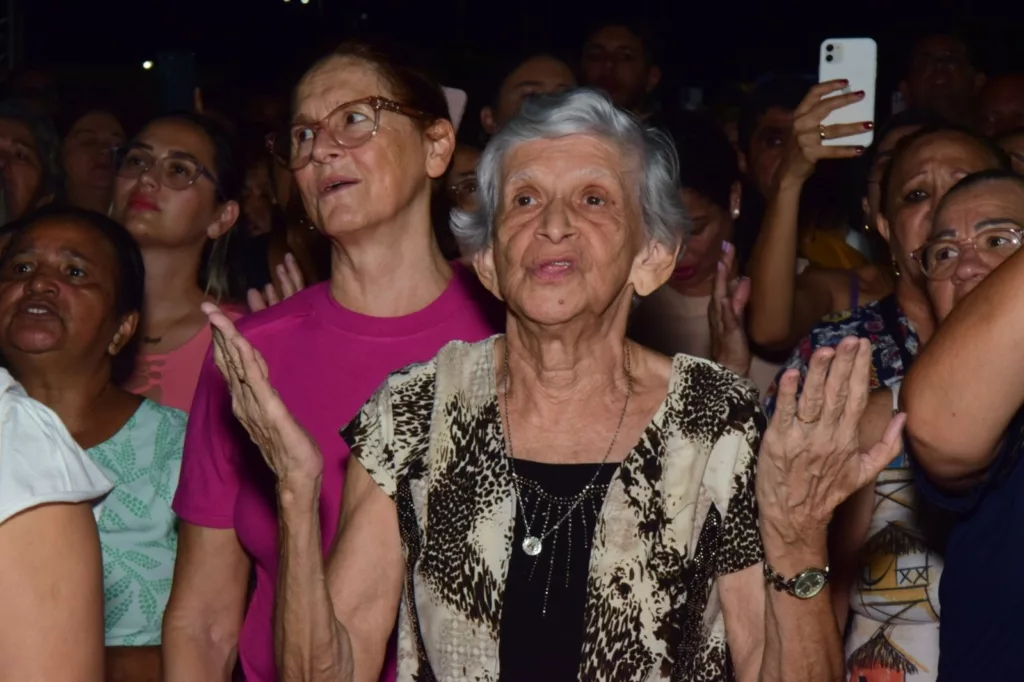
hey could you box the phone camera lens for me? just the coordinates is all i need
[825,55,834,63]
[826,44,834,52]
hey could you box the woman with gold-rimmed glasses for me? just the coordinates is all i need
[109,112,248,414]
[162,40,502,682]
[902,173,1024,681]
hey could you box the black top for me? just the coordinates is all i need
[914,410,1024,679]
[498,460,618,682]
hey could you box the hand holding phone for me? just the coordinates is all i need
[779,81,873,185]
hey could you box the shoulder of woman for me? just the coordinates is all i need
[0,390,112,525]
[136,399,189,434]
[671,355,764,418]
[365,338,497,424]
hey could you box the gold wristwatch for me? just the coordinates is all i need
[763,562,830,599]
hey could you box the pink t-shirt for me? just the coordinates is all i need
[125,304,247,413]
[173,264,503,682]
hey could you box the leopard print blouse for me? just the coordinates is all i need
[343,337,765,681]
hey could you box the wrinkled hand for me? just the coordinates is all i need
[203,302,323,482]
[709,241,752,378]
[756,337,905,551]
[247,253,306,312]
[778,79,872,186]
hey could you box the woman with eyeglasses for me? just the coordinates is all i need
[161,40,502,682]
[110,112,247,412]
[902,170,1024,680]
[761,125,1010,682]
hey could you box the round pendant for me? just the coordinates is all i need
[522,536,543,556]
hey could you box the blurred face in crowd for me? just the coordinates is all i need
[0,118,48,222]
[581,25,660,113]
[900,35,984,125]
[743,106,793,199]
[62,111,125,211]
[481,56,576,134]
[924,178,1024,321]
[979,74,1024,137]
[242,161,275,235]
[672,184,741,292]
[111,118,236,252]
[290,56,453,240]
[863,124,924,228]
[445,144,480,213]
[878,130,1005,282]
[997,131,1024,174]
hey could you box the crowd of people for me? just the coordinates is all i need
[0,18,1022,682]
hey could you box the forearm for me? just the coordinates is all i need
[161,621,237,682]
[276,478,355,682]
[106,646,162,682]
[827,484,873,633]
[748,179,806,348]
[759,536,844,682]
[904,249,1024,480]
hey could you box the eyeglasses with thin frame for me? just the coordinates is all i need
[911,226,1024,280]
[115,146,224,200]
[266,96,427,171]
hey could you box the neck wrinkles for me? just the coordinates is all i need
[502,293,634,404]
[327,190,452,317]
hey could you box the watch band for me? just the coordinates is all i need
[763,561,830,593]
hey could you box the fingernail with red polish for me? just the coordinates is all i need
[855,90,866,97]
[855,146,866,154]
[863,122,874,130]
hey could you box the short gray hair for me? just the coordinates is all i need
[451,88,690,255]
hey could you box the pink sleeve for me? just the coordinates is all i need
[172,346,244,528]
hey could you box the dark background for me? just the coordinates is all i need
[18,0,1024,126]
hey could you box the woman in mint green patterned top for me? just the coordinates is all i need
[0,205,189,680]
[89,398,186,645]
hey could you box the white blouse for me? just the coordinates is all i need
[0,368,112,526]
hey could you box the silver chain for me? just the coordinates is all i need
[501,337,633,555]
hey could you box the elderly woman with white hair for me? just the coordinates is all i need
[202,89,903,681]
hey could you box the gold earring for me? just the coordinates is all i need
[891,254,901,277]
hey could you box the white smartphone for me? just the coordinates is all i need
[818,38,877,147]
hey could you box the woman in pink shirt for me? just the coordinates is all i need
[112,112,247,412]
[161,40,502,682]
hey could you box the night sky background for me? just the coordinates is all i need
[17,0,1024,131]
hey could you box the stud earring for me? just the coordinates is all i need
[732,208,741,219]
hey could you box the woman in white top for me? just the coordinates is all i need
[0,366,112,681]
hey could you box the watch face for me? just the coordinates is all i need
[793,570,828,599]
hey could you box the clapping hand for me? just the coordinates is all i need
[709,241,751,378]
[756,337,905,550]
[203,302,323,482]
[247,253,306,312]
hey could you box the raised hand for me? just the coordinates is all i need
[709,241,752,378]
[247,253,306,312]
[756,337,906,549]
[203,302,323,482]
[778,79,872,186]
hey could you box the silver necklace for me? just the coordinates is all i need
[501,339,633,556]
